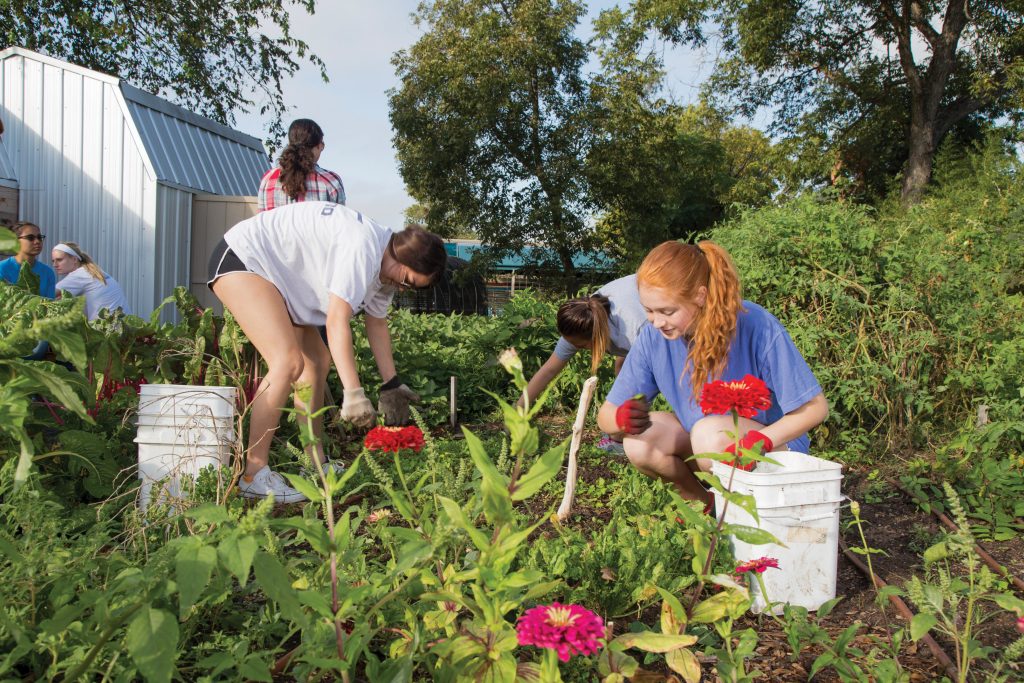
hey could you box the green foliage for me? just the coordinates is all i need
[522,468,701,618]
[712,143,1024,455]
[0,0,326,142]
[605,0,1024,201]
[897,484,1024,682]
[390,0,593,271]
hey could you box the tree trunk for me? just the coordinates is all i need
[901,112,935,204]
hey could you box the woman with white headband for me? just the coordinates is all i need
[51,242,131,320]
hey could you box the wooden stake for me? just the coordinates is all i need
[449,376,458,430]
[557,376,598,522]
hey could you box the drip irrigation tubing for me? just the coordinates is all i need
[894,482,1024,595]
[839,538,959,681]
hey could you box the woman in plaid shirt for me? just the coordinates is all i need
[257,118,346,211]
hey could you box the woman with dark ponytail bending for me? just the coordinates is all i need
[521,274,648,451]
[257,119,346,212]
[597,241,829,511]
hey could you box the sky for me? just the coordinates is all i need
[232,2,715,230]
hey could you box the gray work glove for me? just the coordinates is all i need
[378,384,420,426]
[340,388,377,429]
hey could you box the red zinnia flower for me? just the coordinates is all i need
[516,602,604,662]
[734,557,780,574]
[364,425,425,453]
[699,374,772,418]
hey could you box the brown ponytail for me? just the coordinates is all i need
[278,119,324,201]
[556,294,612,375]
[637,240,743,398]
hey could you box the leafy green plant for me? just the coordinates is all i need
[901,483,1024,683]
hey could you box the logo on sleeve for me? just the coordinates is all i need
[321,204,335,216]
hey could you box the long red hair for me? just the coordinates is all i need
[637,240,743,398]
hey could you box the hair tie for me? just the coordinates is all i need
[53,243,81,259]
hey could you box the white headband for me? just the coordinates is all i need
[53,243,81,259]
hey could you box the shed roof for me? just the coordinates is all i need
[122,83,270,196]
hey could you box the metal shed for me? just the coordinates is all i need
[0,47,270,317]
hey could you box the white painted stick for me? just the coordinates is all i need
[450,376,458,429]
[557,376,599,522]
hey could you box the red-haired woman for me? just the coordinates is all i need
[596,241,829,510]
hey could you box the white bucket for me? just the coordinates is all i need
[712,451,843,614]
[136,385,237,511]
[138,384,237,420]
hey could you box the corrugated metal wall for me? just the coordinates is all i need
[0,52,157,315]
[155,185,192,316]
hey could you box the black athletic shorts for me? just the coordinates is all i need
[207,237,251,288]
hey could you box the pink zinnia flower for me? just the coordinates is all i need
[367,508,392,524]
[1017,616,1024,633]
[516,603,604,662]
[735,557,780,574]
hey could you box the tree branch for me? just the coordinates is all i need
[879,0,923,96]
[908,1,941,47]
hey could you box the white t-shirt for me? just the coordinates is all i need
[553,274,647,361]
[224,202,396,326]
[56,268,132,320]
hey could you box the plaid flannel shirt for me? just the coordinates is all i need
[257,165,346,211]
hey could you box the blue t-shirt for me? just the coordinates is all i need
[606,301,822,453]
[0,257,57,298]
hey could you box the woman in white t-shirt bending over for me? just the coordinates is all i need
[208,202,447,503]
[52,242,132,320]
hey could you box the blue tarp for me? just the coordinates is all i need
[443,241,614,271]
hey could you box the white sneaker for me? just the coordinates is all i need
[238,467,308,504]
[595,435,626,456]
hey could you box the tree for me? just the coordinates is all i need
[587,9,780,265]
[607,0,1024,203]
[389,0,592,272]
[1,0,326,137]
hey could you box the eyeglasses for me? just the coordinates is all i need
[397,268,414,291]
[19,234,45,242]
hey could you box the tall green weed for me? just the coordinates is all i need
[714,142,1024,456]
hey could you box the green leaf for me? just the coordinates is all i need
[721,523,782,547]
[510,438,567,501]
[125,607,179,683]
[439,496,489,550]
[462,426,513,526]
[253,551,307,625]
[690,591,749,624]
[922,541,948,564]
[5,358,90,420]
[176,540,217,617]
[666,647,701,683]
[656,587,688,634]
[283,473,325,504]
[612,631,697,652]
[218,532,258,586]
[910,613,937,641]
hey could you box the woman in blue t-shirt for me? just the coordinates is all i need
[597,240,829,510]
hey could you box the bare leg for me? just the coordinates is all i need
[622,412,710,505]
[293,325,332,466]
[689,414,784,463]
[212,273,305,477]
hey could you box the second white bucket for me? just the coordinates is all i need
[712,451,843,614]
